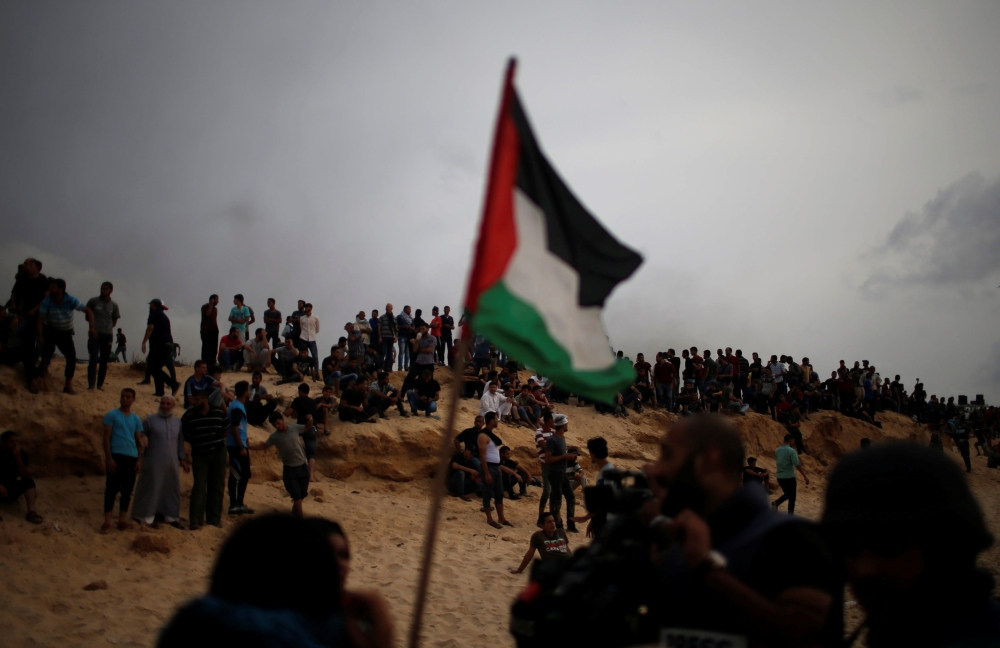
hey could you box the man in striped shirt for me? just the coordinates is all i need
[181,389,229,530]
[534,411,555,526]
[37,278,95,395]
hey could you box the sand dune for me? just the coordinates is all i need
[1,361,998,647]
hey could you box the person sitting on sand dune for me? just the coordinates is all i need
[509,512,571,574]
[0,430,43,524]
[338,379,377,425]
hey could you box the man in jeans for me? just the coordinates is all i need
[10,257,48,392]
[544,414,578,531]
[773,433,809,513]
[299,303,320,380]
[141,299,179,397]
[86,281,120,391]
[396,305,413,371]
[38,278,95,395]
[200,294,219,363]
[228,294,252,342]
[378,304,397,372]
[262,298,282,350]
[181,389,228,529]
[439,305,455,367]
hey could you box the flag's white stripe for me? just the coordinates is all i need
[502,188,616,372]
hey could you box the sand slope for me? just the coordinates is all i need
[0,362,998,647]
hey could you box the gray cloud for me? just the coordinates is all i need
[861,173,1000,294]
[870,85,923,107]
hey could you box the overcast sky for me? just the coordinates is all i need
[3,1,999,401]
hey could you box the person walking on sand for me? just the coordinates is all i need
[85,281,120,391]
[773,433,809,513]
[114,328,127,363]
[200,294,220,363]
[226,381,254,516]
[510,512,571,574]
[181,389,229,530]
[37,277,95,395]
[141,298,179,397]
[101,388,144,533]
[479,412,512,529]
[261,412,311,518]
[132,395,188,528]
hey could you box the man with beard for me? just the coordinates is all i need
[643,415,842,647]
[822,443,1000,647]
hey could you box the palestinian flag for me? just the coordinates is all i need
[463,59,643,403]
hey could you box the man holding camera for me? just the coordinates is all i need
[643,415,841,647]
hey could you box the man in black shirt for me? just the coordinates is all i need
[181,390,229,529]
[447,447,481,500]
[742,456,770,488]
[645,415,842,647]
[455,415,485,470]
[823,444,1000,648]
[407,370,440,418]
[338,379,376,424]
[10,258,48,391]
[0,431,42,524]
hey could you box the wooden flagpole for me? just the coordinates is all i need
[407,336,472,648]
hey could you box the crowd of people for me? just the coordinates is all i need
[5,257,1000,647]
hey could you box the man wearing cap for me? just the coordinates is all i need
[141,299,179,397]
[823,443,1000,647]
[544,414,578,531]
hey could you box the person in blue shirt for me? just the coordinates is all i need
[37,278,94,395]
[183,360,216,408]
[226,381,253,516]
[101,388,144,533]
[773,434,809,513]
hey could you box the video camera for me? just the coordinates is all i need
[510,469,665,647]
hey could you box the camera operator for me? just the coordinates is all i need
[822,443,1000,647]
[644,415,842,647]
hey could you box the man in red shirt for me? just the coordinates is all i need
[653,352,677,411]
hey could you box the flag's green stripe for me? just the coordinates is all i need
[471,281,633,404]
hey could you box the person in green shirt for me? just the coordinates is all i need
[773,434,809,513]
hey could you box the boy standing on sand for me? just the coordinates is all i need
[226,381,253,516]
[101,388,144,533]
[263,412,311,518]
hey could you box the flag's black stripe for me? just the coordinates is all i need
[509,91,643,308]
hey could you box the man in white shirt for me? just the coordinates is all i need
[768,355,787,395]
[299,303,320,381]
[480,381,511,419]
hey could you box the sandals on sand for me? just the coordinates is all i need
[25,511,43,524]
[501,520,514,527]
[488,521,502,529]
[100,523,112,534]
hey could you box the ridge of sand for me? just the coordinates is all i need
[1,362,999,647]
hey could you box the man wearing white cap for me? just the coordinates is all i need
[544,414,578,531]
